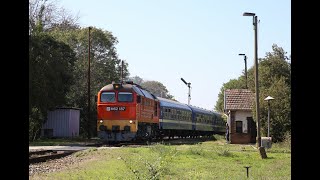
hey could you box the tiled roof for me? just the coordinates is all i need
[224,89,254,110]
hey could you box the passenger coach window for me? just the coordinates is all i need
[101,92,115,102]
[118,92,133,102]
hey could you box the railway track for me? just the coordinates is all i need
[29,136,214,164]
[101,136,214,147]
[29,150,77,164]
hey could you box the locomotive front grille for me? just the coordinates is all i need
[99,125,107,131]
[124,126,131,132]
[112,125,120,132]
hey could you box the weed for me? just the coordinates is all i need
[215,145,232,157]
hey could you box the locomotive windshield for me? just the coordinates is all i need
[101,92,115,102]
[118,92,133,102]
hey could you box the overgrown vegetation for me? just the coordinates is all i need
[30,138,291,179]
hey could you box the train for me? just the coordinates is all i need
[96,81,226,142]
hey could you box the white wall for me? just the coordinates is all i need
[234,111,252,133]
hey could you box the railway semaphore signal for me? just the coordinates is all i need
[181,78,191,105]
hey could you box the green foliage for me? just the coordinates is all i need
[187,143,205,156]
[214,78,247,112]
[48,27,126,138]
[120,144,177,180]
[128,75,144,85]
[269,132,291,153]
[215,145,232,157]
[259,77,291,142]
[29,33,76,141]
[29,107,44,141]
[29,0,126,140]
[74,148,98,157]
[141,80,174,99]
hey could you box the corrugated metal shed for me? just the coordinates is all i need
[41,107,81,138]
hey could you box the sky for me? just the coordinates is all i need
[58,0,291,111]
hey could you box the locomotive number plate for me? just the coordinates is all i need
[106,107,126,111]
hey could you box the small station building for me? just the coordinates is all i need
[224,89,256,144]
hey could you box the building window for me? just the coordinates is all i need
[236,121,243,133]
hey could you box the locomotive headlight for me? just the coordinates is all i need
[99,120,103,123]
[129,120,133,124]
[113,83,122,90]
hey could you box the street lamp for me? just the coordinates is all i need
[243,12,261,147]
[264,96,275,137]
[180,78,191,105]
[238,53,248,89]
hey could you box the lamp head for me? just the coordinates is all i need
[243,12,255,16]
[264,96,275,101]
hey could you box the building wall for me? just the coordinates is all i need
[68,109,80,137]
[229,110,253,144]
[234,111,252,133]
[41,108,80,138]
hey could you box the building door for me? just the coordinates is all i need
[247,117,256,143]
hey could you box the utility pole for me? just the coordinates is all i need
[243,12,267,158]
[243,12,261,147]
[121,60,124,83]
[87,26,92,139]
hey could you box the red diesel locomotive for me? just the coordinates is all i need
[97,81,160,142]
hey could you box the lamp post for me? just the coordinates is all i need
[87,26,92,138]
[180,78,191,105]
[238,53,248,89]
[264,96,274,137]
[243,12,261,147]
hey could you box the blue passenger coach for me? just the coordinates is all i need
[158,97,225,138]
[158,97,193,137]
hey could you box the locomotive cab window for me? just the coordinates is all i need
[101,92,115,102]
[118,92,133,102]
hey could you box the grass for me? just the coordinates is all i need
[30,135,291,179]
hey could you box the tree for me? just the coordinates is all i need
[48,27,128,138]
[29,0,79,35]
[214,78,246,112]
[255,44,291,142]
[29,33,76,140]
[29,0,127,139]
[128,75,144,85]
[259,77,290,142]
[141,81,174,99]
